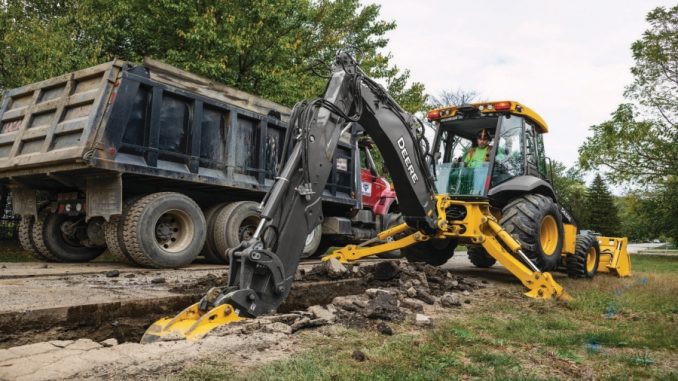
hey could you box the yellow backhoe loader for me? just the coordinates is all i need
[141,52,629,343]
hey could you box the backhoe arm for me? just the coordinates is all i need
[206,52,439,318]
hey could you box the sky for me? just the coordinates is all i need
[371,0,675,169]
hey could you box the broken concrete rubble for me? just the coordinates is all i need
[0,259,485,380]
[415,314,432,326]
[440,292,462,308]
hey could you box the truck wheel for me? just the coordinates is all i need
[202,203,230,263]
[467,245,496,268]
[301,224,323,259]
[500,194,563,271]
[18,216,51,261]
[122,192,206,268]
[104,197,143,265]
[566,234,600,278]
[33,211,106,262]
[403,238,456,266]
[378,212,407,259]
[213,201,260,262]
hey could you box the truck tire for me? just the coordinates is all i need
[202,202,230,263]
[301,224,323,259]
[122,192,206,268]
[104,197,143,265]
[18,216,51,261]
[403,238,456,266]
[33,211,106,262]
[377,212,407,259]
[213,201,260,262]
[467,245,496,268]
[500,194,563,271]
[566,234,600,278]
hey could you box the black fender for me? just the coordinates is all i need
[488,176,576,225]
[488,176,557,206]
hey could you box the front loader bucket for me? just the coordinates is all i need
[596,237,631,277]
[141,303,242,344]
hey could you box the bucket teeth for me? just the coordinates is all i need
[140,303,242,344]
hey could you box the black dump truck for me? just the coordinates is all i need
[0,59,397,268]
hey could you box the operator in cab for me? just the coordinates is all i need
[464,129,493,168]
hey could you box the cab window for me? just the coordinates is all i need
[491,115,524,186]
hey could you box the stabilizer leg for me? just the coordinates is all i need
[482,219,571,301]
[323,222,422,262]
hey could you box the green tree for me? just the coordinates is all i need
[579,5,677,185]
[584,174,621,236]
[0,0,426,112]
[549,161,589,227]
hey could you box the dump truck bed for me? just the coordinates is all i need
[0,59,356,207]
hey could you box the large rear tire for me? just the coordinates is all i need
[500,194,563,271]
[301,224,323,259]
[566,234,600,278]
[18,216,51,261]
[33,212,106,262]
[122,192,205,268]
[104,196,143,265]
[467,245,496,268]
[403,238,456,266]
[213,201,260,263]
[202,203,230,263]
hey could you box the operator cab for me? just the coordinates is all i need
[427,101,549,199]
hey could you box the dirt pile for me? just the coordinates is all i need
[207,260,485,335]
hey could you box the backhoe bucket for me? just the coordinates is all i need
[141,303,242,343]
[596,236,631,277]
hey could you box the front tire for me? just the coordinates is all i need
[122,192,205,268]
[500,194,563,271]
[33,212,106,262]
[566,234,600,278]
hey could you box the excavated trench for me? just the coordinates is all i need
[0,258,484,349]
[0,277,367,349]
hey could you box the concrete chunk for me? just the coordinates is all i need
[308,305,336,323]
[440,292,461,308]
[100,338,119,347]
[66,339,102,351]
[324,258,347,278]
[415,314,432,326]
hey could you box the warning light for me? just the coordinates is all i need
[493,101,511,111]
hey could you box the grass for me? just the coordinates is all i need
[172,255,678,381]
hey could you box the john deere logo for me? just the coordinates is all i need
[397,136,419,184]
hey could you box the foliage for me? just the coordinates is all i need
[579,103,677,185]
[0,0,426,112]
[549,160,588,226]
[427,88,482,109]
[579,6,678,185]
[617,178,678,243]
[579,6,677,243]
[584,174,621,236]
